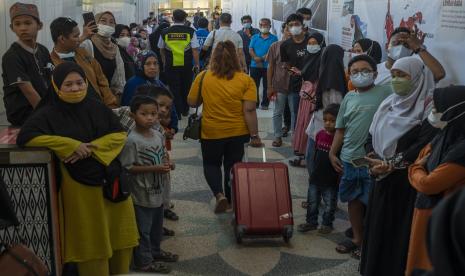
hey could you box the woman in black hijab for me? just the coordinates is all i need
[289,32,326,160]
[16,62,138,276]
[406,85,465,275]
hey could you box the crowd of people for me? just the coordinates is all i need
[2,1,465,276]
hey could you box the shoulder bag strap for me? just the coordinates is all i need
[195,70,208,115]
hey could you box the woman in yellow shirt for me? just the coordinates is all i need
[16,62,138,276]
[187,41,262,213]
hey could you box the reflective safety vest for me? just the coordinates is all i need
[161,25,195,68]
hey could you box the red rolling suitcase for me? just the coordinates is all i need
[231,146,294,244]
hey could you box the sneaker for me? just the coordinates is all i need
[214,195,228,213]
[318,225,334,234]
[298,223,318,233]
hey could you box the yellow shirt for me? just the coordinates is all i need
[188,71,257,139]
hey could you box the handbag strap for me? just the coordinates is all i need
[0,243,41,276]
[195,70,208,115]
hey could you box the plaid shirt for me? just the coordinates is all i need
[113,106,166,135]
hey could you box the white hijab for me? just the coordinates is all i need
[369,56,435,159]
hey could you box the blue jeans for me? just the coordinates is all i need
[133,205,164,267]
[306,183,338,226]
[339,161,372,205]
[273,92,298,138]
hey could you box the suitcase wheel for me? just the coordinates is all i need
[283,225,293,243]
[235,225,246,244]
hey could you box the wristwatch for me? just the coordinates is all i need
[414,45,427,54]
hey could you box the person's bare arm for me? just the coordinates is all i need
[329,128,345,173]
[237,48,247,71]
[403,33,446,82]
[18,83,41,108]
[192,48,200,68]
[243,100,262,147]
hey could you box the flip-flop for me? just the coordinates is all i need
[134,262,171,274]
[272,139,283,147]
[153,250,179,263]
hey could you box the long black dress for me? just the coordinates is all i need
[360,120,437,276]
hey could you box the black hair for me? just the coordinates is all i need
[138,29,147,34]
[390,27,411,40]
[296,8,312,16]
[130,95,158,113]
[286,13,303,25]
[142,19,148,25]
[241,15,252,22]
[348,54,377,72]
[50,17,78,43]
[198,17,209,28]
[260,18,271,25]
[173,9,188,22]
[134,85,174,100]
[113,24,130,38]
[220,13,232,24]
[281,22,287,32]
[323,103,340,117]
[129,23,138,30]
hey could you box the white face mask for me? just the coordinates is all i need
[427,101,465,129]
[303,20,312,28]
[388,45,413,60]
[289,26,302,36]
[350,72,375,88]
[306,44,321,54]
[97,24,115,37]
[56,51,75,59]
[117,37,131,48]
[260,27,270,34]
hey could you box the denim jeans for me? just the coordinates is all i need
[250,67,269,107]
[273,92,298,138]
[133,205,164,267]
[306,183,338,226]
[339,161,372,205]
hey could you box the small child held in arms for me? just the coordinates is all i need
[119,95,178,274]
[299,104,340,234]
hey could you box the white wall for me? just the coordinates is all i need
[226,0,273,32]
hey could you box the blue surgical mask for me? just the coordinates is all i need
[306,45,321,54]
[243,23,252,29]
[350,72,374,88]
[388,45,413,60]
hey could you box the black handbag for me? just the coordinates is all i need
[183,71,207,140]
[102,159,131,202]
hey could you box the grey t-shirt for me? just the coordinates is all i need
[119,129,168,208]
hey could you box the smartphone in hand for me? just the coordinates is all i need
[83,12,97,33]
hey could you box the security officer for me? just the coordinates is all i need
[158,9,200,119]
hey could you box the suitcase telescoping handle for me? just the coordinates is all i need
[243,144,267,162]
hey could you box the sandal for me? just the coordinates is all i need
[289,157,306,168]
[164,209,179,221]
[134,262,171,274]
[297,223,318,233]
[163,227,175,236]
[301,201,308,209]
[351,247,361,260]
[153,250,179,263]
[272,138,283,147]
[335,239,359,254]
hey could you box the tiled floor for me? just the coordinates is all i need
[146,108,360,275]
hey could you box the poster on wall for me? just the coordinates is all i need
[328,0,465,85]
[272,0,328,37]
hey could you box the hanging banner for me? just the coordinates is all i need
[327,0,465,85]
